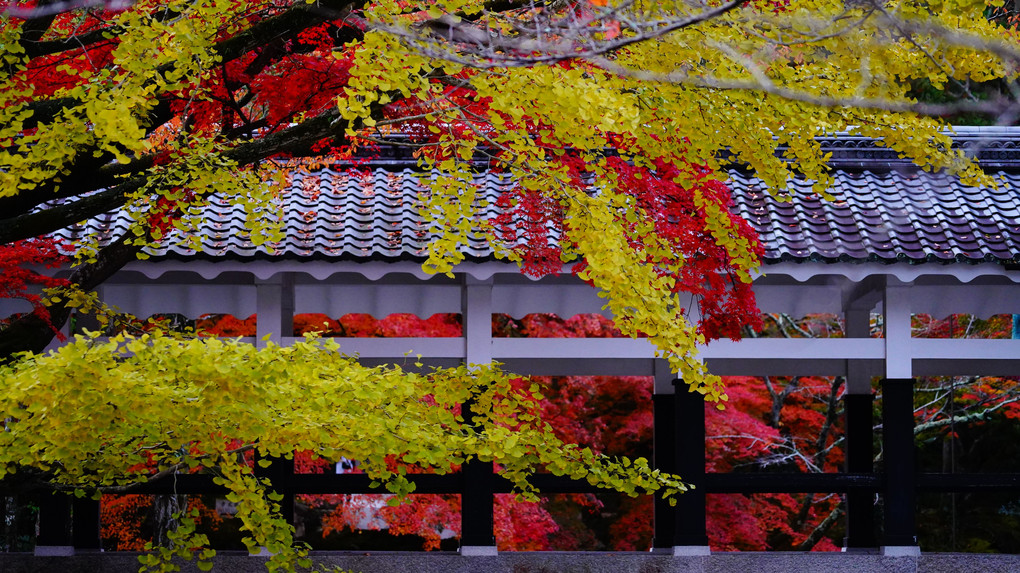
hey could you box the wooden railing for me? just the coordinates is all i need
[32,378,1020,553]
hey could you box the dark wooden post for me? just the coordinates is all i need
[72,497,102,551]
[881,378,917,548]
[460,402,495,551]
[460,458,495,548]
[255,454,295,523]
[843,393,877,549]
[652,392,676,550]
[674,380,708,548]
[36,492,73,554]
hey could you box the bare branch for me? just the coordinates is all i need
[588,56,1020,119]
[796,503,844,550]
[371,0,749,67]
[2,0,134,19]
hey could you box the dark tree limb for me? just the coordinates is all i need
[18,0,363,128]
[0,232,141,361]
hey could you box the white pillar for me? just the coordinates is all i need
[883,282,913,380]
[255,274,294,348]
[845,308,873,395]
[463,277,493,366]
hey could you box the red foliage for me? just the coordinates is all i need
[493,494,561,550]
[181,311,851,551]
[101,495,154,551]
[100,495,224,552]
[0,237,70,335]
[702,375,844,551]
[338,313,379,336]
[492,158,764,341]
[376,313,462,337]
[912,313,1015,339]
[293,313,342,336]
[196,313,257,336]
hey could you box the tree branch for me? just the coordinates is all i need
[0,106,352,245]
[2,0,133,20]
[0,232,141,360]
[796,502,844,551]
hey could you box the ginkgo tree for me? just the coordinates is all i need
[0,0,1016,569]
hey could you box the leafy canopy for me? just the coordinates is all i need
[3,0,1011,390]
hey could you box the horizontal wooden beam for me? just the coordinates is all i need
[89,470,1020,497]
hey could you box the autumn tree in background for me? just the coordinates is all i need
[2,0,1019,568]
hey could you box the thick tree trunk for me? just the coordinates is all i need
[152,494,188,548]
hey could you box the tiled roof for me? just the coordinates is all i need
[62,166,1020,266]
[729,170,1020,264]
[59,129,1020,267]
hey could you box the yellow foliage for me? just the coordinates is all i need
[0,333,686,568]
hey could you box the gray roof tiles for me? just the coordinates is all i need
[92,168,1011,266]
[55,134,1020,266]
[726,169,1020,264]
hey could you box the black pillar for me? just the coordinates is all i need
[460,458,495,547]
[460,401,495,548]
[36,493,72,547]
[255,454,295,523]
[652,393,676,549]
[881,378,917,547]
[844,393,877,549]
[674,381,708,546]
[72,497,102,551]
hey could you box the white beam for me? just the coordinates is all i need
[492,338,656,360]
[287,337,465,359]
[499,358,657,376]
[491,282,609,318]
[700,338,884,360]
[295,283,460,318]
[762,261,1020,285]
[753,284,843,315]
[102,283,256,319]
[911,339,1020,360]
[908,285,1020,316]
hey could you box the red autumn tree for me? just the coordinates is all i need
[0,237,69,336]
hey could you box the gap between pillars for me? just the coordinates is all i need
[253,453,296,527]
[460,400,496,550]
[34,492,102,555]
[72,497,102,552]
